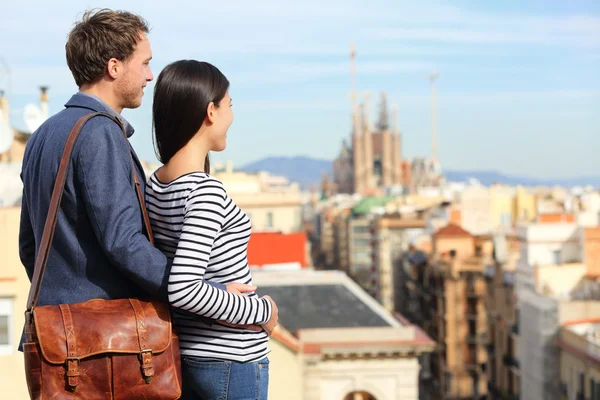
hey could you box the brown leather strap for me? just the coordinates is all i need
[129,299,155,383]
[25,112,154,312]
[59,304,80,390]
[132,162,154,246]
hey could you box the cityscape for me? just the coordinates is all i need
[1,1,599,400]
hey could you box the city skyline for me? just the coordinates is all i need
[1,0,599,178]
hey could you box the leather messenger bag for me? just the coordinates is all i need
[22,112,182,399]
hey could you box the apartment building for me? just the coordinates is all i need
[400,223,489,399]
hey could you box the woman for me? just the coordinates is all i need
[145,60,277,399]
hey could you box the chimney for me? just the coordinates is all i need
[40,86,49,120]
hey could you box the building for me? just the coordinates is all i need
[254,269,435,400]
[513,186,537,225]
[213,161,303,234]
[332,44,403,196]
[484,234,521,399]
[0,87,48,164]
[332,207,352,274]
[458,183,493,236]
[410,157,444,190]
[490,185,516,231]
[333,91,403,196]
[400,223,490,399]
[372,213,427,312]
[558,319,600,400]
[247,231,310,270]
[516,221,600,400]
[1,88,50,207]
[0,207,30,400]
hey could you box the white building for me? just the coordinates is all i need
[516,221,600,400]
[253,269,436,400]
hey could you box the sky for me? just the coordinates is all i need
[1,0,599,178]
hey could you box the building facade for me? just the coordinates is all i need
[400,224,489,399]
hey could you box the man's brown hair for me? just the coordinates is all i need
[66,9,150,87]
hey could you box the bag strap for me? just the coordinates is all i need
[25,112,155,313]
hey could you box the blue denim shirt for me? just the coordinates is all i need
[18,93,222,347]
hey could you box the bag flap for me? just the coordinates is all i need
[33,299,172,364]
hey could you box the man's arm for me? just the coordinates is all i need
[76,121,178,299]
[18,190,35,281]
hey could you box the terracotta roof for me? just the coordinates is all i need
[271,326,300,352]
[433,223,472,238]
[247,232,307,267]
[538,213,575,223]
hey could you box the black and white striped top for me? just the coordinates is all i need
[145,171,271,363]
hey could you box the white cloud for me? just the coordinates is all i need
[372,14,600,48]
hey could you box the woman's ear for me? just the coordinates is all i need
[206,102,216,124]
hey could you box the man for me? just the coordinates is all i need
[18,8,277,347]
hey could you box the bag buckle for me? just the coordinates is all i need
[138,349,152,361]
[138,349,154,384]
[65,357,81,391]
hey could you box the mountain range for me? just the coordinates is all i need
[241,156,600,189]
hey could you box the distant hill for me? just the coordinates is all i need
[240,156,600,189]
[443,170,600,188]
[241,156,333,188]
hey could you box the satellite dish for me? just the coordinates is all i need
[0,111,12,154]
[23,103,45,134]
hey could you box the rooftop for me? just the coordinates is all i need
[254,270,401,334]
[433,223,472,238]
[247,231,307,268]
[352,196,395,216]
[567,321,600,347]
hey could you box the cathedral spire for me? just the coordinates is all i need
[377,91,389,131]
[361,92,371,131]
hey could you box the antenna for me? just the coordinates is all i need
[350,42,357,107]
[429,72,439,161]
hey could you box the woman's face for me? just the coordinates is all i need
[208,91,233,152]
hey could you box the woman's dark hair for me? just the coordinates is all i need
[152,60,230,172]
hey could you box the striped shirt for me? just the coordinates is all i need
[145,171,271,362]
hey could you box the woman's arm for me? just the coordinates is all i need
[167,181,272,325]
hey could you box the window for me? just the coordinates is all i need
[266,212,273,229]
[0,298,13,355]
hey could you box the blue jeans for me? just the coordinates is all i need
[180,356,269,400]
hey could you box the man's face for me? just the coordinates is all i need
[116,33,153,109]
